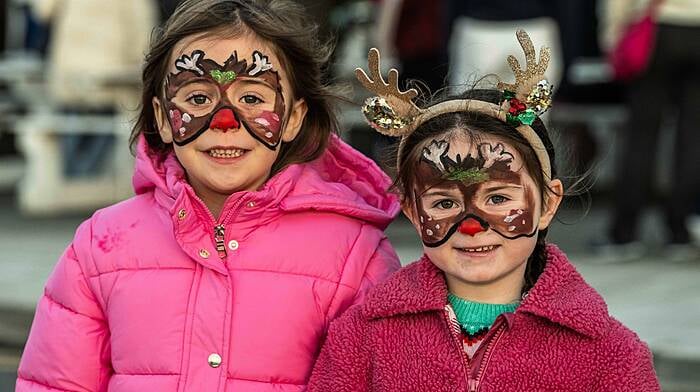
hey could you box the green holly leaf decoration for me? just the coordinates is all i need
[503,90,516,99]
[506,113,520,126]
[517,109,537,125]
[210,70,237,85]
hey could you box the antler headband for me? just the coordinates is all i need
[356,29,554,179]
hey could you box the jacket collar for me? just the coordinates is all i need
[363,244,609,339]
[131,134,399,228]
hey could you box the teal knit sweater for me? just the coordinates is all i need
[447,293,519,335]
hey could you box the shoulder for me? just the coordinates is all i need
[276,210,388,257]
[360,258,445,319]
[592,316,659,389]
[69,194,167,271]
[597,316,653,360]
[326,302,375,346]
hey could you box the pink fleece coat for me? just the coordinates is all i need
[309,245,660,392]
[17,135,401,391]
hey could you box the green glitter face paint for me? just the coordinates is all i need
[413,138,538,247]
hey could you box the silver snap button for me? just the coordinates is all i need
[199,249,210,259]
[208,353,222,368]
[228,240,239,251]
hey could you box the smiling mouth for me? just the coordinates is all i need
[455,245,499,253]
[206,148,248,158]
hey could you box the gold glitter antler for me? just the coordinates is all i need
[498,30,551,99]
[356,48,422,135]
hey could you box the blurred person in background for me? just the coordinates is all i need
[374,0,448,94]
[30,0,156,177]
[371,0,449,164]
[447,0,563,93]
[600,0,700,260]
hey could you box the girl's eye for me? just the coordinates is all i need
[187,94,211,105]
[240,95,263,104]
[488,195,509,204]
[435,200,456,209]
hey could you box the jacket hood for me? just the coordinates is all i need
[132,134,400,228]
[362,244,610,338]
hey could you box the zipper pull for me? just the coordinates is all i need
[468,379,478,392]
[214,224,227,259]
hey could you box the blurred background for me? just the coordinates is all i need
[0,0,699,390]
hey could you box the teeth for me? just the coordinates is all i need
[208,149,245,158]
[461,245,496,253]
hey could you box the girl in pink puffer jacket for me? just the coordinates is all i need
[309,32,660,391]
[16,1,401,391]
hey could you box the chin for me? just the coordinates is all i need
[452,268,500,285]
[206,179,247,195]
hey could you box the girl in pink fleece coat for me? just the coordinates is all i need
[309,32,660,391]
[17,1,401,391]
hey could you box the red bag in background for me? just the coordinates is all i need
[609,0,662,81]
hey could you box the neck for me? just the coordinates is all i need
[187,176,228,220]
[445,262,526,304]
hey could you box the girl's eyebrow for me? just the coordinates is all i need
[421,190,461,198]
[169,76,216,89]
[482,184,523,192]
[235,77,275,90]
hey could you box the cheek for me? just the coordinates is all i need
[252,111,281,132]
[248,146,280,171]
[423,245,450,270]
[502,235,538,262]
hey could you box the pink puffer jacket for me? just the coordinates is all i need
[309,245,660,392]
[17,134,401,391]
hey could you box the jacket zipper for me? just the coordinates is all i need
[442,309,471,389]
[187,186,248,261]
[214,224,227,259]
[471,322,507,392]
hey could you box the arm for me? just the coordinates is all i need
[597,323,661,392]
[308,307,371,392]
[606,341,660,392]
[326,225,400,322]
[352,236,400,306]
[17,223,111,391]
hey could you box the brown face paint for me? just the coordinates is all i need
[413,138,538,247]
[163,50,286,149]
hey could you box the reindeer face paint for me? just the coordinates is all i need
[164,49,285,149]
[413,136,539,247]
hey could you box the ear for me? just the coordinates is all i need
[538,178,564,230]
[281,98,308,142]
[152,97,173,144]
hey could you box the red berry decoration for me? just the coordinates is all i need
[508,98,527,115]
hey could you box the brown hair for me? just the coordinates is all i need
[395,89,558,294]
[130,0,340,175]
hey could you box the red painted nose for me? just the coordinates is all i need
[210,108,239,131]
[458,218,487,236]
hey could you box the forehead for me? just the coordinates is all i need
[412,132,537,192]
[170,33,283,74]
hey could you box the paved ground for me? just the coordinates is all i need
[1,193,699,391]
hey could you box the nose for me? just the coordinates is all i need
[458,217,487,236]
[210,108,240,131]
